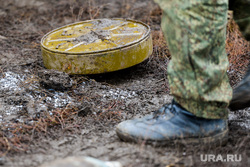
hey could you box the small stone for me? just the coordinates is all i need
[39,156,122,167]
[0,35,7,40]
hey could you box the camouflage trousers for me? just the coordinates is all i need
[154,0,233,119]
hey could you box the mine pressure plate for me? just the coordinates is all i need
[41,18,153,74]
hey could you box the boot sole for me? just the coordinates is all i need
[116,128,228,147]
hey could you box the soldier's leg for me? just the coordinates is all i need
[159,0,232,119]
[115,0,231,144]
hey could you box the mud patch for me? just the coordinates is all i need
[38,69,74,91]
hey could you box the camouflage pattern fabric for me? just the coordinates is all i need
[154,0,233,119]
[229,0,250,40]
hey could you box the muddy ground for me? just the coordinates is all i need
[0,0,249,167]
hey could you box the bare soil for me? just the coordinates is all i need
[0,0,249,167]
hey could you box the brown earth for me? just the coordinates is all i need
[0,0,249,167]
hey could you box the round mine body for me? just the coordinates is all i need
[41,18,153,74]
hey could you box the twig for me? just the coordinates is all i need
[2,137,10,156]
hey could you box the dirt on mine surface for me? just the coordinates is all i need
[0,0,249,167]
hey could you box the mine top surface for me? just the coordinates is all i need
[42,19,149,54]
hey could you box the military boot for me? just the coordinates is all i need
[116,100,228,145]
[229,65,250,111]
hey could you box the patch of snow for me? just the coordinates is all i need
[0,71,74,123]
[229,109,250,130]
[0,71,25,92]
[102,88,137,100]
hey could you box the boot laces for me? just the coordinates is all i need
[153,101,176,119]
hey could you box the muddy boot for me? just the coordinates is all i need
[229,65,250,111]
[116,100,228,146]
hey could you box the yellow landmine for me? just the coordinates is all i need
[41,19,153,74]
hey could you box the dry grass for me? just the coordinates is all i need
[0,105,78,156]
[226,18,250,86]
[152,30,169,58]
